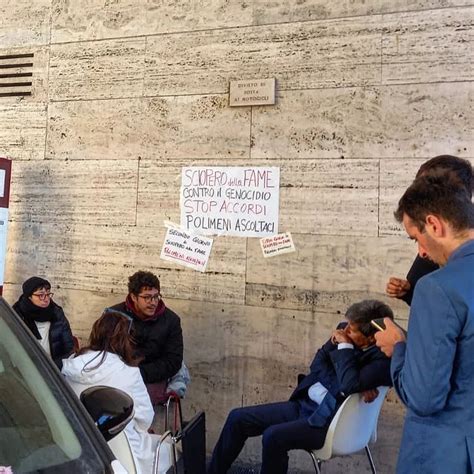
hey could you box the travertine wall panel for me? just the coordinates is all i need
[51,0,254,43]
[278,160,378,235]
[143,96,251,159]
[46,95,250,161]
[49,0,474,44]
[46,98,146,161]
[0,103,47,161]
[144,18,382,95]
[252,83,473,159]
[253,0,474,24]
[382,7,474,84]
[9,160,138,225]
[279,186,378,236]
[0,0,51,47]
[49,38,146,101]
[379,159,427,235]
[137,159,182,226]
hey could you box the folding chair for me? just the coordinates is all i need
[146,382,184,434]
[155,411,206,474]
[163,392,183,434]
[306,386,390,474]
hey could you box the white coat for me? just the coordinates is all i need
[62,351,163,474]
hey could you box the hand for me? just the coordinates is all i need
[361,388,379,403]
[331,329,351,345]
[386,277,411,298]
[374,318,406,357]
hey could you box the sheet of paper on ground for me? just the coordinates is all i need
[160,226,213,272]
[260,232,295,258]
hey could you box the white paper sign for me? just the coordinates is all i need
[160,225,213,272]
[260,232,295,258]
[181,167,280,237]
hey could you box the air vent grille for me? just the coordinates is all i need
[0,53,33,97]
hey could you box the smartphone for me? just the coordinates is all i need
[370,318,386,331]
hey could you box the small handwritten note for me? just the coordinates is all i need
[160,225,213,272]
[260,232,296,258]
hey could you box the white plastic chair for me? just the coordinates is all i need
[306,386,390,474]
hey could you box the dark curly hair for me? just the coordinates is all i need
[128,270,160,295]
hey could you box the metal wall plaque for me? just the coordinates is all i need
[229,78,276,107]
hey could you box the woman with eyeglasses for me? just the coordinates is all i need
[12,276,74,369]
[62,310,171,474]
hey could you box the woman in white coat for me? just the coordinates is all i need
[62,310,166,474]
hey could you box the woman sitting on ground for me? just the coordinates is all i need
[62,310,168,474]
[13,276,74,369]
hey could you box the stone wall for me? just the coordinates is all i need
[1,1,473,472]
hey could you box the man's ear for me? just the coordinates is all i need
[425,214,445,237]
[130,293,138,305]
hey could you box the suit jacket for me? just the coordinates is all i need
[290,323,392,427]
[391,240,474,474]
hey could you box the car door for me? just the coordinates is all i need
[0,298,121,473]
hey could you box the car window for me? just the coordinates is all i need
[0,306,112,473]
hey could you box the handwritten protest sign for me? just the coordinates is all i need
[160,224,213,272]
[260,232,296,258]
[181,167,280,237]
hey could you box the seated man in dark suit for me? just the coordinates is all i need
[208,299,394,474]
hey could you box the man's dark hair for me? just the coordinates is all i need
[416,155,473,198]
[128,270,160,295]
[345,300,394,337]
[394,173,474,232]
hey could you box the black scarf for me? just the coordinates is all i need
[16,295,57,340]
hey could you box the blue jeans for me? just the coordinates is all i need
[208,401,327,474]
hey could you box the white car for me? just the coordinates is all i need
[0,297,132,473]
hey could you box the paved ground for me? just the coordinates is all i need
[228,467,259,474]
[206,458,259,473]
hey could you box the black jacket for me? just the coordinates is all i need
[110,301,183,384]
[400,255,439,305]
[12,298,74,369]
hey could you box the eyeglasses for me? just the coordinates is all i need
[32,292,54,300]
[137,293,161,303]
